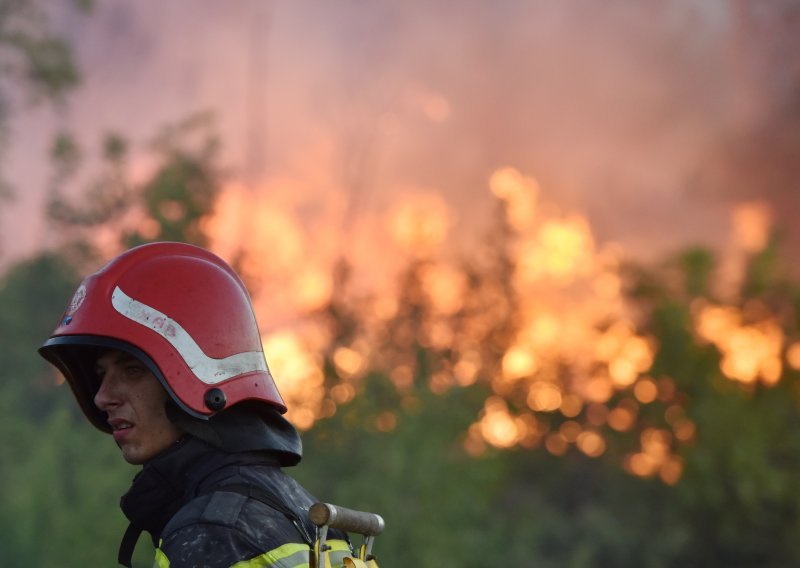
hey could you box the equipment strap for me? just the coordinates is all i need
[118,523,142,567]
[216,483,316,547]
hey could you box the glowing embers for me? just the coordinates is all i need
[489,167,538,231]
[517,217,595,284]
[787,342,800,370]
[693,300,784,385]
[595,321,656,388]
[332,347,366,379]
[200,164,735,488]
[624,428,684,485]
[502,346,539,382]
[418,263,468,316]
[576,430,606,458]
[467,397,541,453]
[461,167,659,466]
[527,381,562,412]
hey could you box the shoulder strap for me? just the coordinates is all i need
[216,483,316,547]
[118,523,142,568]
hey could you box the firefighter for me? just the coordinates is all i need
[39,242,350,567]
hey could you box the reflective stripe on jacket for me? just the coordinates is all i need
[154,538,353,567]
[152,488,352,567]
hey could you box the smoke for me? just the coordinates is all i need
[1,0,796,269]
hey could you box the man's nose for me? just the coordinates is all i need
[93,372,120,411]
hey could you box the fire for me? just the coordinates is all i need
[732,201,772,253]
[625,428,683,483]
[477,397,527,449]
[787,342,800,370]
[527,381,562,412]
[332,347,365,379]
[489,167,538,231]
[716,201,773,299]
[202,183,303,270]
[387,192,450,253]
[419,263,468,316]
[517,217,595,284]
[262,330,324,430]
[190,163,789,486]
[693,301,784,385]
[501,346,539,381]
[202,183,335,325]
[576,430,606,458]
[607,402,637,432]
[633,378,658,403]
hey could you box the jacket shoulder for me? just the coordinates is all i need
[159,490,310,567]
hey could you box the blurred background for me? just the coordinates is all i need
[2,1,800,566]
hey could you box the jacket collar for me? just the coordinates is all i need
[119,437,210,541]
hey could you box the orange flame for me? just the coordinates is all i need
[693,301,784,385]
[732,201,771,253]
[387,191,451,253]
[189,163,788,486]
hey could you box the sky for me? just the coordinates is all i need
[1,0,796,275]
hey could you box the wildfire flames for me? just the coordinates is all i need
[195,168,776,484]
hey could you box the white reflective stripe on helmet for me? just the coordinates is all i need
[111,286,268,385]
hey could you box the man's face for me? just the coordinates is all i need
[93,350,183,465]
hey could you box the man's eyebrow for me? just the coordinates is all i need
[97,352,141,366]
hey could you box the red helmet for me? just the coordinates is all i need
[39,242,286,433]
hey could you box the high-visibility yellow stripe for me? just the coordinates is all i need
[326,539,352,567]
[154,545,170,567]
[153,539,357,568]
[230,542,310,567]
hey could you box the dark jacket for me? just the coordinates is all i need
[118,437,349,567]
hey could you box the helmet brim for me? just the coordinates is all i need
[39,335,209,433]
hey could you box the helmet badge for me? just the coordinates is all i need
[63,284,87,325]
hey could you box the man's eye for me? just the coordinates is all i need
[125,365,145,376]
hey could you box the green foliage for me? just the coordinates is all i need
[679,247,714,298]
[0,1,80,101]
[298,375,507,567]
[125,113,220,247]
[0,0,84,199]
[0,114,221,565]
[677,379,800,565]
[46,113,222,255]
[0,253,77,414]
[4,33,78,101]
[485,452,689,568]
[292,240,800,567]
[742,236,786,298]
[47,132,131,229]
[0,253,139,566]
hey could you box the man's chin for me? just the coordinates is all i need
[120,445,147,465]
